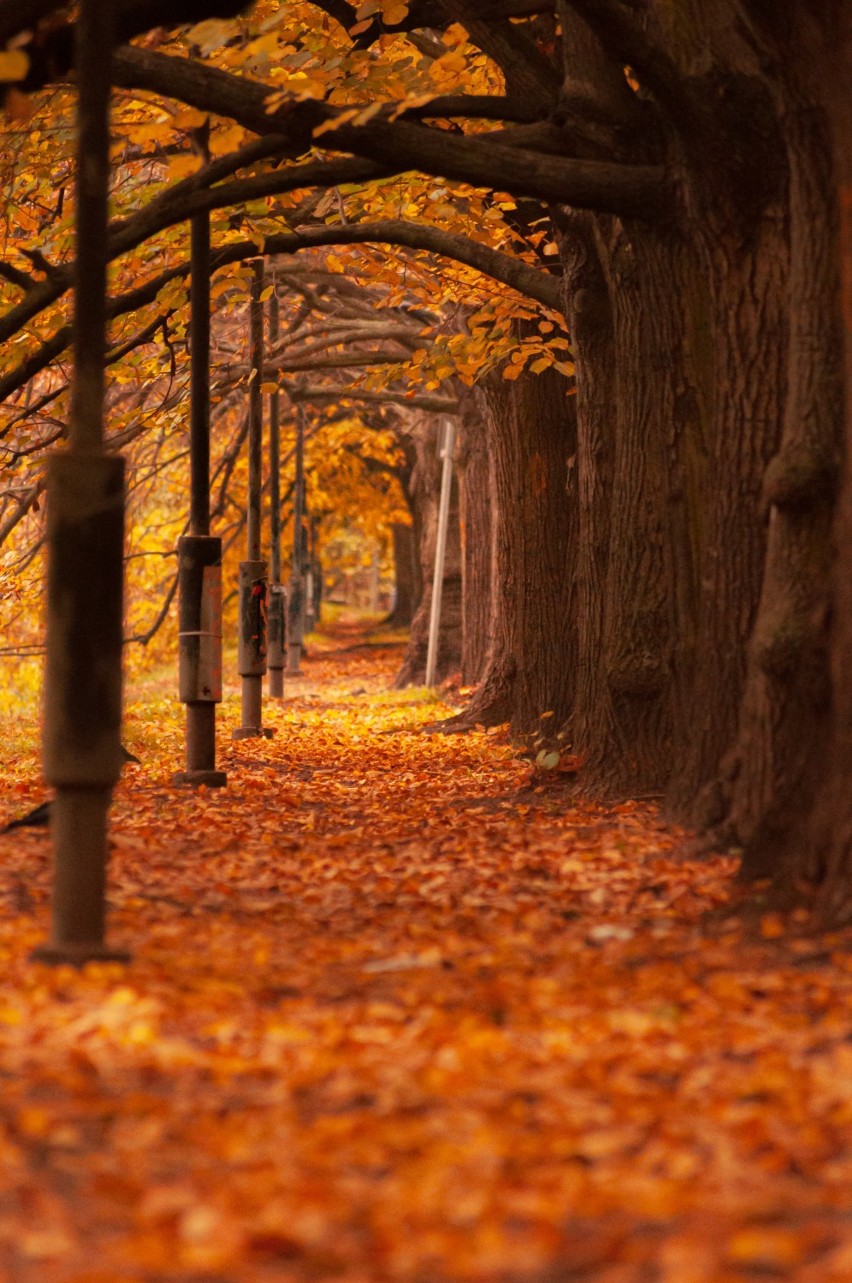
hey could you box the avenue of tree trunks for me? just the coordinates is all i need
[1,6,851,921]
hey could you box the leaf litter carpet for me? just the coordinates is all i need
[2,635,852,1283]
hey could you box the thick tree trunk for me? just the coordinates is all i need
[731,80,840,881]
[558,214,617,774]
[566,219,704,797]
[442,360,577,735]
[385,521,418,629]
[457,389,495,686]
[668,210,788,826]
[749,6,852,919]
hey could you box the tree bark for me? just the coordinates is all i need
[394,415,462,687]
[728,64,841,883]
[565,217,702,797]
[386,521,419,629]
[440,358,577,735]
[457,388,495,686]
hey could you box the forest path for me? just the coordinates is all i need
[0,627,851,1282]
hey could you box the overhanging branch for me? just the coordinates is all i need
[0,218,561,404]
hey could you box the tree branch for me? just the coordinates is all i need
[9,1,251,93]
[331,119,671,218]
[0,216,561,404]
[560,0,707,132]
[288,384,458,414]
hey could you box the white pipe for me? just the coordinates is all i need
[425,417,456,687]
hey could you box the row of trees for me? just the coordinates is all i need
[1,0,851,919]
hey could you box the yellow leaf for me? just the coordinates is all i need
[168,154,202,182]
[172,107,209,130]
[0,50,29,82]
[388,92,437,121]
[382,0,409,22]
[260,286,274,302]
[313,108,361,139]
[438,51,468,74]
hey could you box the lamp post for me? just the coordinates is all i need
[34,0,129,964]
[233,261,273,740]
[173,189,227,787]
[267,289,286,698]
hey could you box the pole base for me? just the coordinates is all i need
[172,769,228,788]
[268,667,284,698]
[231,726,275,740]
[31,941,131,967]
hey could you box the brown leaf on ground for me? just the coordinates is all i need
[0,632,850,1282]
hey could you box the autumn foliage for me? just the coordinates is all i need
[1,631,851,1281]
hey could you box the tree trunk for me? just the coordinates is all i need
[442,359,577,735]
[394,414,462,687]
[385,520,418,629]
[731,4,852,918]
[729,71,841,882]
[566,218,705,797]
[457,388,495,686]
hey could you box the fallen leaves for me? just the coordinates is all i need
[1,634,852,1279]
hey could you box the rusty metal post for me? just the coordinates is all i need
[32,0,129,965]
[233,262,272,739]
[174,200,227,787]
[267,289,285,698]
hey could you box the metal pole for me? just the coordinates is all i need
[286,404,306,675]
[425,417,456,688]
[174,200,226,788]
[247,263,263,564]
[233,261,272,739]
[267,288,285,697]
[34,0,129,964]
[189,209,210,538]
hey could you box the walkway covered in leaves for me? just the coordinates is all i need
[1,627,851,1282]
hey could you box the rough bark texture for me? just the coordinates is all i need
[456,389,495,686]
[815,7,852,918]
[386,521,419,629]
[568,221,701,797]
[731,67,841,882]
[441,359,577,736]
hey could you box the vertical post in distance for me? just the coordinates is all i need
[425,416,456,689]
[33,0,129,965]
[233,260,273,740]
[174,189,227,787]
[267,287,285,698]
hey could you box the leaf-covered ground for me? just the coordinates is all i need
[2,629,852,1282]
